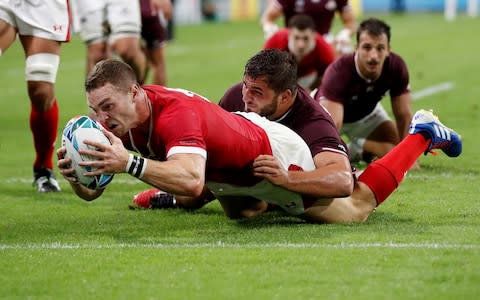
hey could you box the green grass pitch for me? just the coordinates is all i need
[0,13,479,299]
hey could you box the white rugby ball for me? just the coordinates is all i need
[62,116,114,190]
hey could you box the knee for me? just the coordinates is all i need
[87,47,109,64]
[27,82,55,111]
[113,44,139,62]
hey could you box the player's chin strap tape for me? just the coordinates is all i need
[25,53,60,83]
[126,154,147,178]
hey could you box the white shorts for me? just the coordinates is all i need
[341,102,391,159]
[72,0,141,44]
[0,0,70,41]
[207,112,316,215]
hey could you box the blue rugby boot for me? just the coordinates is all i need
[409,109,462,157]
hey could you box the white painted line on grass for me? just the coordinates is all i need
[412,82,454,101]
[1,242,479,250]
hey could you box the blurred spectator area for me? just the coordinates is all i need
[173,0,477,24]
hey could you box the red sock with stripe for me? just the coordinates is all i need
[358,133,430,205]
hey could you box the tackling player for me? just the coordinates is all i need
[316,18,414,164]
[263,14,335,92]
[0,0,71,192]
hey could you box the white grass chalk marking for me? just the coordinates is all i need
[1,242,479,251]
[412,82,454,101]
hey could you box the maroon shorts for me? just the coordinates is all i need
[140,0,167,49]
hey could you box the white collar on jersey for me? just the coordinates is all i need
[354,51,374,84]
[272,106,293,123]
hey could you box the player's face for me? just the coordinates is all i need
[355,31,390,80]
[242,75,282,120]
[87,83,137,137]
[288,28,316,59]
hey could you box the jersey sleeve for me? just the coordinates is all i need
[301,120,349,158]
[389,55,410,98]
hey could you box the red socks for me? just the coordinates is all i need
[358,134,430,205]
[30,100,59,170]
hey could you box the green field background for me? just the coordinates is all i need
[1,13,479,299]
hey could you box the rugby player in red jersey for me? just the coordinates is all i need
[264,14,335,92]
[57,59,324,217]
[261,0,356,55]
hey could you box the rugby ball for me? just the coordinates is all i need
[61,115,114,190]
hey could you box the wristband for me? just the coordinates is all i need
[125,154,148,178]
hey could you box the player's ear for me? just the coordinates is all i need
[130,84,140,100]
[280,89,293,103]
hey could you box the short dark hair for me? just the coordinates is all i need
[244,49,298,94]
[287,14,316,31]
[85,59,137,93]
[356,18,391,44]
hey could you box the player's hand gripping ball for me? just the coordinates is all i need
[61,116,114,189]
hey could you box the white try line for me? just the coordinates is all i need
[1,242,479,250]
[412,82,454,101]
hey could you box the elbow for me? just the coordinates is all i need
[74,185,103,202]
[338,171,354,197]
[181,180,205,198]
[78,192,100,202]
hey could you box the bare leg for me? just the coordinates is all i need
[0,20,17,53]
[111,37,147,82]
[302,181,376,224]
[85,42,109,77]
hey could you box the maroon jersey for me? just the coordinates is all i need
[264,28,335,81]
[317,52,410,123]
[219,83,349,158]
[274,0,351,35]
[121,85,273,185]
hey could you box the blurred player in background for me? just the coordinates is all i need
[316,18,414,165]
[132,49,462,223]
[0,0,70,192]
[263,14,335,93]
[140,0,172,86]
[71,0,147,81]
[261,0,356,56]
